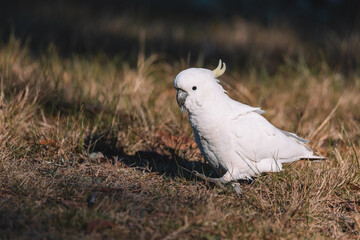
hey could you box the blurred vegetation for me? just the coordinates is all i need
[2,0,360,73]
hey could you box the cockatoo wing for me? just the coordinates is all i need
[230,107,316,163]
[228,97,265,115]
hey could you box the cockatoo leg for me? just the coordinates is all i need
[192,170,229,184]
[192,170,242,196]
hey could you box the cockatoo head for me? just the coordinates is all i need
[174,60,226,113]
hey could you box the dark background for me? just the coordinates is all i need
[1,0,360,72]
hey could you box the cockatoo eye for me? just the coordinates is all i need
[192,86,197,90]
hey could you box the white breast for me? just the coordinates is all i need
[189,111,233,173]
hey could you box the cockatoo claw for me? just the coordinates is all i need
[230,182,243,197]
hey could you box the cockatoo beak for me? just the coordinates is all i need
[176,89,188,112]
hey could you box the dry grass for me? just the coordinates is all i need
[0,37,359,239]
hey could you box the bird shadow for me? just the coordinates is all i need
[84,129,218,181]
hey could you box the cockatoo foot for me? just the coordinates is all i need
[230,182,242,196]
[192,170,227,190]
[192,170,242,196]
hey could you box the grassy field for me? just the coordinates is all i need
[0,37,359,239]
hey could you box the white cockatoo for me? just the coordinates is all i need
[174,60,324,186]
